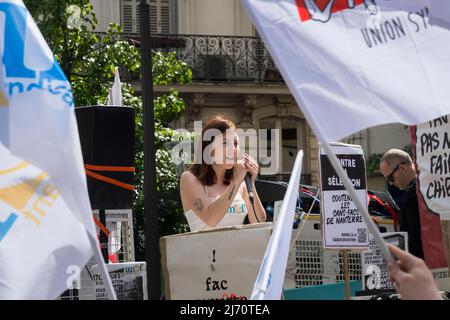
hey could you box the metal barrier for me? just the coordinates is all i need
[59,209,136,300]
[285,214,396,289]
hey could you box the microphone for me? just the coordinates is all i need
[245,172,259,223]
[245,172,254,206]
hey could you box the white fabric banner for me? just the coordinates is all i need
[429,0,450,30]
[241,0,450,142]
[251,151,303,300]
[0,0,95,299]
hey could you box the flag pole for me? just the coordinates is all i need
[139,0,161,300]
[99,209,109,262]
[88,232,117,300]
[343,249,350,300]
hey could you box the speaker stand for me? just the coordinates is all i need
[99,209,109,263]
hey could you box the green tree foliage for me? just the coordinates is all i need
[132,53,192,260]
[25,0,191,261]
[24,0,140,106]
[366,144,414,177]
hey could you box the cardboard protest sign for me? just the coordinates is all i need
[160,223,272,300]
[319,143,369,249]
[361,232,408,291]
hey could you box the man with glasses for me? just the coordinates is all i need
[380,149,424,259]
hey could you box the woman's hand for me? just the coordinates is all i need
[244,153,259,183]
[233,160,248,183]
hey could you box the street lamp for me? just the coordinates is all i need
[139,0,160,300]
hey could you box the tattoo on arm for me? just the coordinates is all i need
[228,184,236,200]
[194,198,204,212]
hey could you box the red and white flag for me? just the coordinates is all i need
[241,0,450,142]
[242,0,450,278]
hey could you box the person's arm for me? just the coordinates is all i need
[243,153,266,223]
[180,166,247,227]
[244,182,266,223]
[386,244,443,300]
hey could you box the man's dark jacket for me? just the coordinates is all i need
[399,178,424,259]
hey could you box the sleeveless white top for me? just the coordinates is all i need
[184,185,248,232]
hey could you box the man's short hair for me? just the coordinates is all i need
[381,149,412,167]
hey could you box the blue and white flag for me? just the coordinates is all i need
[251,151,303,300]
[0,0,95,299]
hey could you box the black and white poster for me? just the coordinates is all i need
[92,262,147,300]
[361,232,408,290]
[319,143,369,249]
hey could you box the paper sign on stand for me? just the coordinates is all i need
[361,232,408,291]
[319,143,369,249]
[92,262,147,300]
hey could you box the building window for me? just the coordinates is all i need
[121,0,175,34]
[259,115,307,175]
[281,119,299,174]
[259,116,277,175]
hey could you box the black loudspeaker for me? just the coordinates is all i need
[75,105,135,210]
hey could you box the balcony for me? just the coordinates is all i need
[121,33,284,84]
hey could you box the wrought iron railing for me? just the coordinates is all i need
[120,33,284,83]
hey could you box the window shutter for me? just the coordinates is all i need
[149,0,158,34]
[121,0,135,33]
[160,0,171,34]
[135,0,141,33]
[122,0,173,34]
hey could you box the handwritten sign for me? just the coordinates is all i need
[416,115,450,216]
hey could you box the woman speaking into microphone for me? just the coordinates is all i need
[180,115,266,232]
